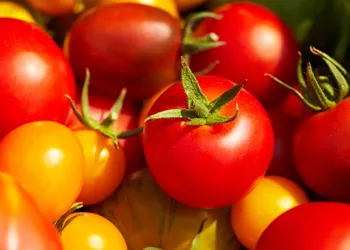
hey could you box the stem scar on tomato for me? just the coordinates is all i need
[145,57,246,126]
[265,46,350,112]
[65,68,143,148]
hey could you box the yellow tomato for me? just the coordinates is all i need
[231,176,309,250]
[0,1,35,23]
[25,0,77,16]
[175,0,207,12]
[82,0,179,18]
[61,212,127,250]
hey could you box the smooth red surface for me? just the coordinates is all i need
[256,202,350,250]
[0,172,63,250]
[67,3,181,103]
[293,98,350,202]
[143,76,274,209]
[0,18,76,137]
[190,2,299,108]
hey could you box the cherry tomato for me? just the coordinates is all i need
[256,202,350,250]
[0,18,76,137]
[0,172,63,250]
[66,3,181,103]
[60,212,127,250]
[25,0,77,16]
[190,2,299,108]
[231,176,309,250]
[143,76,274,209]
[72,127,126,206]
[83,0,179,18]
[175,0,206,11]
[0,121,85,222]
[0,1,36,23]
[66,89,145,175]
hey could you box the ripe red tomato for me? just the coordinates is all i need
[65,3,181,103]
[0,172,63,250]
[0,121,85,222]
[293,98,350,202]
[143,76,274,209]
[0,18,76,137]
[67,89,145,175]
[256,202,350,250]
[190,2,299,108]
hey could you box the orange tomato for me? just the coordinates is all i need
[0,1,36,23]
[60,212,127,250]
[82,0,179,18]
[72,127,126,206]
[230,176,309,250]
[0,121,85,222]
[25,0,77,16]
[175,0,207,12]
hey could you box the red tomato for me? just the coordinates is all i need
[190,2,299,108]
[266,110,302,184]
[256,202,350,250]
[0,172,63,250]
[293,98,350,202]
[0,18,76,137]
[143,76,274,209]
[67,89,145,175]
[66,3,181,103]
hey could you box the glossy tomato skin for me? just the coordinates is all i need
[67,89,145,175]
[66,3,181,103]
[0,172,63,250]
[0,121,85,222]
[25,0,76,16]
[0,18,75,137]
[60,212,127,250]
[293,98,350,202]
[256,202,350,250]
[190,2,299,108]
[143,76,274,209]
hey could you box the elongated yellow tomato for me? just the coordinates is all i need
[61,212,127,250]
[0,1,35,23]
[82,0,179,17]
[72,126,126,206]
[25,0,77,16]
[175,0,206,11]
[231,176,309,250]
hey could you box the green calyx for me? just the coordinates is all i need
[145,57,244,126]
[65,69,143,148]
[265,46,350,112]
[54,202,84,235]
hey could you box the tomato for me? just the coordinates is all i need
[67,89,145,175]
[82,0,179,18]
[0,18,76,137]
[60,212,127,250]
[190,2,299,108]
[266,110,302,183]
[143,75,274,209]
[293,98,350,202]
[66,3,181,103]
[0,172,63,250]
[0,1,36,23]
[25,0,77,16]
[72,127,125,206]
[175,0,207,11]
[256,202,350,250]
[231,176,309,250]
[0,121,85,222]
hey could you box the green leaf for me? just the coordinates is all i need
[145,109,198,122]
[100,88,127,128]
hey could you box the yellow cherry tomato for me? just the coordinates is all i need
[175,0,207,12]
[25,0,77,16]
[82,0,179,18]
[61,212,127,250]
[72,127,126,206]
[0,1,36,23]
[231,176,309,250]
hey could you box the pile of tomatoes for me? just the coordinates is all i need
[0,0,350,250]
